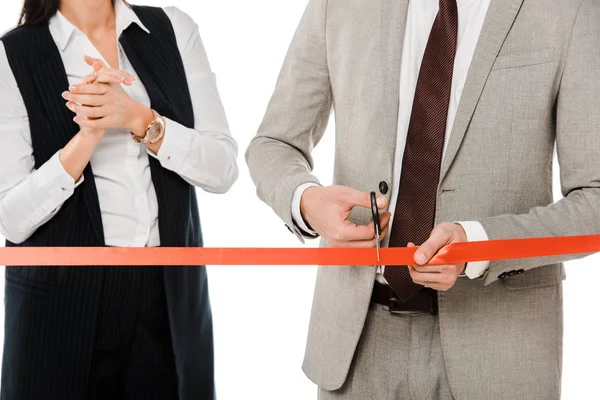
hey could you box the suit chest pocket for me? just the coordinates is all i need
[480,49,561,142]
[491,49,558,71]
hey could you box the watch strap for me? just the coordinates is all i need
[131,110,165,144]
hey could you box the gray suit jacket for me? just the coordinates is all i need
[246,0,600,398]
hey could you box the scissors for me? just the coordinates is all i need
[370,191,381,262]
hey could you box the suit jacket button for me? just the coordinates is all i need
[498,272,508,279]
[379,181,389,195]
[517,269,525,274]
[508,271,516,277]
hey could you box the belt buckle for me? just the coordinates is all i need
[384,296,424,315]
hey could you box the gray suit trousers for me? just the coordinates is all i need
[319,305,453,400]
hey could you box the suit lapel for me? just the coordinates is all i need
[380,0,409,151]
[439,0,524,182]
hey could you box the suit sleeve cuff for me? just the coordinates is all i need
[292,183,320,237]
[455,221,491,279]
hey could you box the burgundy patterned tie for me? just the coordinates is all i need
[384,0,459,302]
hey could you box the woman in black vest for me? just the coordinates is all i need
[0,0,238,399]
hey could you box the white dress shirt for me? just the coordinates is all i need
[0,1,238,247]
[292,0,492,279]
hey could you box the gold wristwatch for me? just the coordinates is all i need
[132,110,165,144]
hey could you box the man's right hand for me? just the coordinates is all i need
[300,185,391,248]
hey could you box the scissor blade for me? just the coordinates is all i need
[375,234,381,262]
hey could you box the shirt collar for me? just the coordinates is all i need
[48,10,76,52]
[114,0,150,38]
[48,0,150,52]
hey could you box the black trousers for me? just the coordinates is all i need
[86,267,178,400]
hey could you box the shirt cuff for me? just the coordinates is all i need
[150,117,194,172]
[455,221,490,279]
[292,183,320,236]
[21,151,83,230]
[48,150,84,192]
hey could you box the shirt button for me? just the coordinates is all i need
[379,181,389,195]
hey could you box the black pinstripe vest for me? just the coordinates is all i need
[1,6,214,400]
[2,7,202,249]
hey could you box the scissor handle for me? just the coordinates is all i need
[370,191,381,236]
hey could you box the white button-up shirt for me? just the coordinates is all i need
[0,1,238,247]
[293,0,492,279]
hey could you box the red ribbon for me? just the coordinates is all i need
[0,235,598,266]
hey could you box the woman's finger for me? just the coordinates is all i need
[69,83,111,95]
[87,65,136,81]
[84,56,108,79]
[66,102,107,119]
[84,55,102,66]
[84,55,107,70]
[93,67,135,81]
[84,71,134,86]
[73,115,107,130]
[62,92,104,107]
[83,56,136,82]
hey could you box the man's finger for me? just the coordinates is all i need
[332,238,380,248]
[408,266,442,282]
[335,220,375,242]
[414,227,452,265]
[408,266,454,287]
[343,188,370,209]
[379,224,390,241]
[379,212,392,230]
[412,264,445,273]
[421,283,449,292]
[344,188,388,210]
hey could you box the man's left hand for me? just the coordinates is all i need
[408,222,468,291]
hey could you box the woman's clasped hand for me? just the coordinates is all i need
[61,55,153,138]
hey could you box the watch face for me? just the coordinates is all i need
[147,120,163,141]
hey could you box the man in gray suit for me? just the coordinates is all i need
[246,0,600,398]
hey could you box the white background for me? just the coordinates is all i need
[0,1,599,399]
